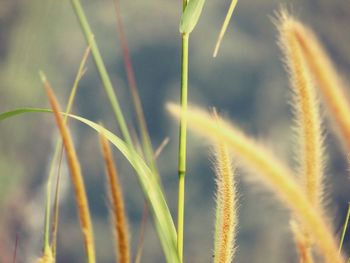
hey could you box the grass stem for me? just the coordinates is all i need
[339,202,350,254]
[70,0,133,149]
[177,30,189,262]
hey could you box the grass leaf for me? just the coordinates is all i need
[0,107,179,263]
[213,0,238,57]
[179,0,206,34]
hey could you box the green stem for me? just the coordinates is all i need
[339,202,350,254]
[177,29,189,262]
[70,0,133,148]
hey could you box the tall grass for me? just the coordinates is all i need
[0,2,350,263]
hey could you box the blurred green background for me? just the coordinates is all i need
[0,0,350,262]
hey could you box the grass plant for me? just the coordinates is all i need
[99,134,130,263]
[1,2,350,263]
[212,111,237,263]
[167,103,343,263]
[41,74,96,263]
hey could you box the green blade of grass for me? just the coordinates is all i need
[339,202,350,254]
[0,108,179,263]
[179,0,206,34]
[213,0,238,58]
[69,0,133,149]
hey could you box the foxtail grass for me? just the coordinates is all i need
[212,112,237,263]
[36,248,54,263]
[278,11,325,209]
[41,73,96,263]
[290,221,314,263]
[278,12,326,262]
[168,104,344,263]
[99,134,130,263]
[287,16,350,152]
[50,45,91,258]
[0,107,180,263]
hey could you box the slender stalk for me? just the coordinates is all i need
[113,0,158,175]
[339,203,350,254]
[177,0,189,257]
[42,46,90,255]
[70,0,133,149]
[213,0,238,57]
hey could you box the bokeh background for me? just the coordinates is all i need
[1,0,350,262]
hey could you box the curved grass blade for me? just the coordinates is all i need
[70,0,133,149]
[0,108,179,263]
[213,0,238,57]
[179,0,206,34]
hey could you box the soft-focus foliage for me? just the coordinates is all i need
[0,0,350,262]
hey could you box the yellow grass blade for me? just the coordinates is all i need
[167,103,344,263]
[99,134,130,263]
[213,0,238,57]
[41,73,96,263]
